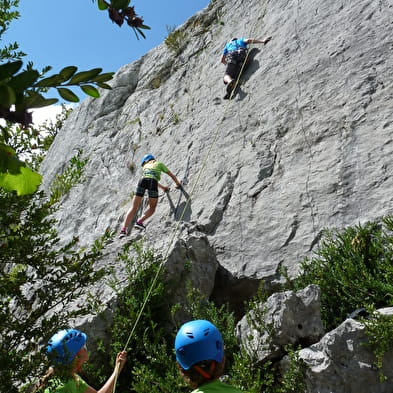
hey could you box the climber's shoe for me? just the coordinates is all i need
[118,228,127,238]
[134,220,146,230]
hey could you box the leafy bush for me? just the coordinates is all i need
[82,244,307,393]
[362,308,393,381]
[49,148,88,204]
[286,216,393,331]
[229,288,306,393]
[83,241,186,393]
[3,105,72,171]
[0,190,112,393]
[0,108,114,392]
[164,25,186,55]
[230,345,306,393]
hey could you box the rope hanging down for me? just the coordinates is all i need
[122,42,253,351]
[113,20,264,393]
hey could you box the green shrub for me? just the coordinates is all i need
[49,148,88,204]
[229,287,306,393]
[84,249,308,393]
[0,190,112,393]
[362,308,393,382]
[287,216,393,330]
[164,25,186,55]
[83,241,183,393]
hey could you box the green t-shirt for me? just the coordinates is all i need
[142,161,169,181]
[192,380,243,393]
[44,375,88,393]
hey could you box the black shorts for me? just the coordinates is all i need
[225,50,248,80]
[135,178,158,198]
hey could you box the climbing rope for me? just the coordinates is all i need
[293,0,317,237]
[113,19,267,392]
[121,45,255,344]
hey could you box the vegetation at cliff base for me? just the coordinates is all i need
[287,217,393,331]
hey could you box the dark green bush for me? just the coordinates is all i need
[362,308,393,382]
[0,190,111,393]
[83,244,308,393]
[287,216,393,330]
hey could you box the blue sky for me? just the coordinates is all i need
[3,0,210,123]
[5,0,211,72]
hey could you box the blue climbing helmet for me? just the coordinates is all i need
[46,329,87,365]
[174,320,224,370]
[141,154,155,166]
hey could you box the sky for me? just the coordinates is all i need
[3,0,210,124]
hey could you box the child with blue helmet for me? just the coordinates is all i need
[221,36,271,99]
[175,320,243,393]
[34,329,127,393]
[119,154,181,237]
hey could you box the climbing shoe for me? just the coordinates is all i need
[226,80,235,94]
[223,80,236,100]
[118,228,127,238]
[134,220,146,230]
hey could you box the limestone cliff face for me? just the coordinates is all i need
[40,0,393,311]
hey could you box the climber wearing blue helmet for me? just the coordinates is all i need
[47,328,87,365]
[221,36,272,99]
[119,154,181,237]
[34,329,127,393]
[175,320,243,393]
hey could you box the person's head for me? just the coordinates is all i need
[46,329,88,369]
[141,154,155,167]
[175,320,224,388]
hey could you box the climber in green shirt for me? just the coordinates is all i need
[33,329,127,393]
[119,154,181,237]
[175,320,243,393]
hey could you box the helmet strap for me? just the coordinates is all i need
[193,361,216,380]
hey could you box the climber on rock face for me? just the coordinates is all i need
[221,36,272,99]
[33,329,127,393]
[119,154,182,238]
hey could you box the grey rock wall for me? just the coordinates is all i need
[40,0,393,344]
[298,308,393,393]
[236,284,324,362]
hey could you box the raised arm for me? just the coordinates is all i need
[84,351,127,393]
[245,36,272,45]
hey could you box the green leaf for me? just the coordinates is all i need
[30,97,58,109]
[0,144,19,174]
[96,82,112,90]
[0,165,42,195]
[80,85,100,98]
[0,143,42,194]
[97,0,108,10]
[136,27,146,39]
[57,87,79,102]
[91,72,114,83]
[8,70,40,93]
[68,68,102,84]
[24,91,58,109]
[35,74,65,88]
[140,24,151,30]
[0,60,23,81]
[59,66,78,80]
[0,85,16,106]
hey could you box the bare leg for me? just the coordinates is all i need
[138,197,158,223]
[122,195,143,229]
